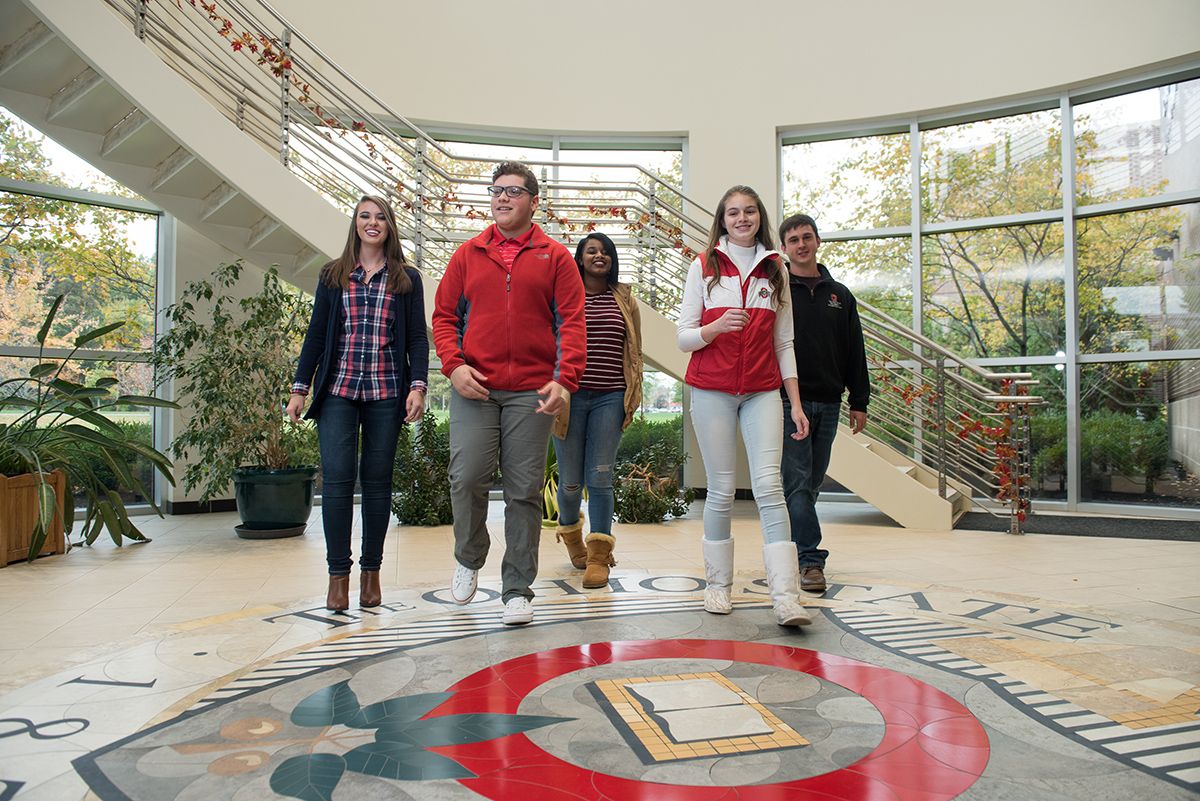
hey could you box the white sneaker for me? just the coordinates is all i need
[450,563,478,605]
[501,596,533,625]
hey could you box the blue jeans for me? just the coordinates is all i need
[553,389,625,535]
[317,395,402,575]
[782,399,841,567]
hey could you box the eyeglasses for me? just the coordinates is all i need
[486,185,536,198]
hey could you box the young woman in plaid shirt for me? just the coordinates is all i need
[287,196,429,611]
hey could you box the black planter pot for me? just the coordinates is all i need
[232,466,318,539]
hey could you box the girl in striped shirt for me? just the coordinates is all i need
[552,233,643,588]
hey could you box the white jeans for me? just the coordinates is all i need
[690,388,789,544]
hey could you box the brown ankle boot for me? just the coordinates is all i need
[360,570,381,608]
[326,575,349,611]
[555,518,587,569]
[582,533,616,589]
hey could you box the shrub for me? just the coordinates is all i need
[391,410,453,526]
[1082,409,1168,493]
[616,414,683,463]
[1029,412,1066,492]
[613,415,694,523]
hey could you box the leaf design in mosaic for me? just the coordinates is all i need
[343,741,474,781]
[272,682,572,794]
[379,713,566,747]
[347,691,452,729]
[269,753,345,801]
[290,679,360,727]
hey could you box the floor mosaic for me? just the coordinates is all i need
[0,501,1197,800]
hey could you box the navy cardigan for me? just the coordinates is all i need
[293,266,430,421]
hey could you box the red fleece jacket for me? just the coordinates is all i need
[433,224,587,393]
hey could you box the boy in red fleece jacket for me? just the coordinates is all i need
[432,161,586,626]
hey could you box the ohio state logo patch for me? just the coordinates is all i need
[758,287,770,299]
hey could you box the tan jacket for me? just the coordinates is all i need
[552,282,644,439]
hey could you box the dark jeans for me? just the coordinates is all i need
[317,395,402,575]
[782,398,841,567]
[553,389,625,535]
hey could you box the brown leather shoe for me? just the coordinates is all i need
[360,570,381,608]
[326,575,350,611]
[800,565,827,593]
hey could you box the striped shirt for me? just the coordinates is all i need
[578,289,627,391]
[329,264,399,401]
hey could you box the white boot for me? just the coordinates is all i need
[702,538,733,615]
[762,542,813,627]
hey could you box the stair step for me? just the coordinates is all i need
[202,182,239,221]
[153,147,195,191]
[894,464,917,477]
[46,67,104,123]
[247,215,281,249]
[0,22,55,78]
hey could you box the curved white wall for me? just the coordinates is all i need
[284,0,1200,207]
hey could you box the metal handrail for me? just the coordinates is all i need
[859,297,1034,384]
[107,0,1040,532]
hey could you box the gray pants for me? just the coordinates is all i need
[449,389,554,602]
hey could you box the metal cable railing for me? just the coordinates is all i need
[107,0,703,312]
[858,298,1040,532]
[104,0,1040,530]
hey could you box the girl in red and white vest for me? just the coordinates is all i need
[676,185,812,627]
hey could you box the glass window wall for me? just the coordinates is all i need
[781,73,1200,514]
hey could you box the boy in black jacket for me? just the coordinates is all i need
[779,214,870,592]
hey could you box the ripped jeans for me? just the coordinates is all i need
[552,389,626,536]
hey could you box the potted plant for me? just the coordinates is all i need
[152,261,319,538]
[0,296,177,564]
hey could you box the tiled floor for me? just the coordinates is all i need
[0,500,1198,800]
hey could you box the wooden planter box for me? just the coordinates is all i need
[0,471,67,566]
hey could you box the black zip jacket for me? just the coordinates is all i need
[786,263,870,411]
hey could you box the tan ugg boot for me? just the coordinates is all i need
[582,533,617,588]
[555,517,587,569]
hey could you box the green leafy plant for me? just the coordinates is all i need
[1082,409,1169,494]
[391,409,453,526]
[151,261,315,501]
[614,419,694,523]
[0,296,177,558]
[269,679,566,799]
[616,413,683,463]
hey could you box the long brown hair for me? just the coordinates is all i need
[320,195,413,294]
[703,185,785,306]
